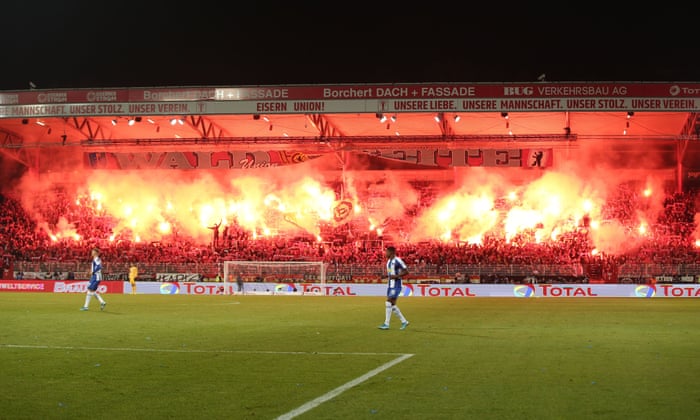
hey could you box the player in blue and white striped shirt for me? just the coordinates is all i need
[378,246,409,330]
[80,248,107,311]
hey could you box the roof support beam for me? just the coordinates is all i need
[66,117,106,141]
[187,115,232,139]
[0,127,31,166]
[679,113,699,138]
[674,113,698,193]
[305,114,343,139]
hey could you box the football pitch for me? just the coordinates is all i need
[1,293,699,419]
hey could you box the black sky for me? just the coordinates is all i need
[2,3,698,90]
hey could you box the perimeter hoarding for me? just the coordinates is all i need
[1,82,698,118]
[2,281,698,298]
[0,280,123,293]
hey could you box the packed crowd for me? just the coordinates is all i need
[1,184,699,282]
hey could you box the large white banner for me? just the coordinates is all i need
[2,97,697,118]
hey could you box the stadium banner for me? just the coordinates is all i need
[2,83,699,118]
[155,273,201,282]
[12,271,126,281]
[1,83,699,103]
[0,280,123,293]
[83,150,324,170]
[362,148,553,168]
[13,271,88,280]
[3,98,697,118]
[114,282,700,297]
[82,148,560,170]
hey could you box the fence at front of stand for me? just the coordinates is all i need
[14,261,700,283]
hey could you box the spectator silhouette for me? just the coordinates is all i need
[532,151,544,167]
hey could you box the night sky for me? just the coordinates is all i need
[2,4,697,90]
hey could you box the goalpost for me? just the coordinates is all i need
[222,261,326,295]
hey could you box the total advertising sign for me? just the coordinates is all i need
[4,281,698,298]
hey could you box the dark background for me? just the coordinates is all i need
[2,3,697,90]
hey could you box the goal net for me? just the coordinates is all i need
[223,261,326,295]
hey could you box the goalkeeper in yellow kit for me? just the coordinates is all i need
[128,263,138,294]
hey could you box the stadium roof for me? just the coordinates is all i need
[1,81,698,172]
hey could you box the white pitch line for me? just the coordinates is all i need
[275,353,414,420]
[2,343,414,418]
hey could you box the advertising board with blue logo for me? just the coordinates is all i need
[119,282,700,298]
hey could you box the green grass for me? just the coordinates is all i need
[1,293,699,419]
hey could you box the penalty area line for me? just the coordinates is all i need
[275,353,414,420]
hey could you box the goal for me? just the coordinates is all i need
[223,261,326,294]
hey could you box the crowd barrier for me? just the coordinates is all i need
[9,262,700,284]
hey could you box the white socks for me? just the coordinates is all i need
[84,291,105,307]
[392,306,407,323]
[385,302,407,324]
